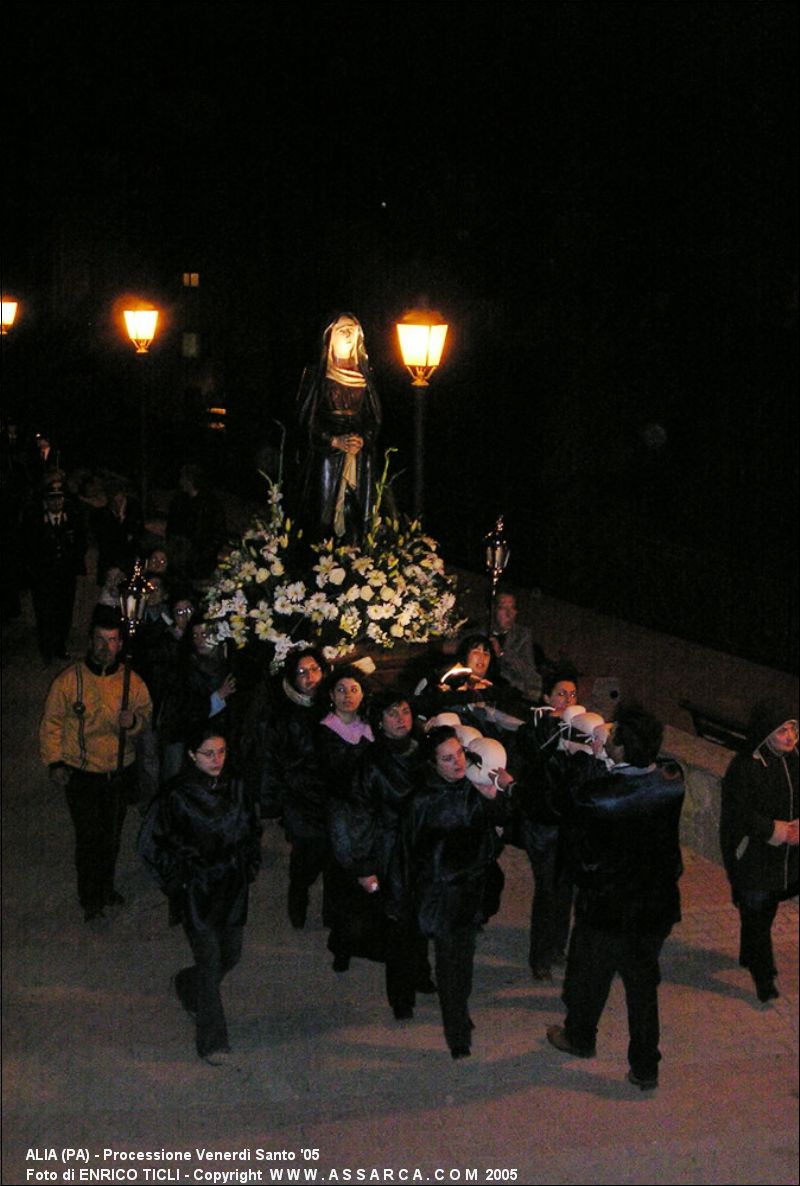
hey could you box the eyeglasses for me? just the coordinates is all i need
[297,664,322,677]
[196,747,226,760]
[553,688,578,701]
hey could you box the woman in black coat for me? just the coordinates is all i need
[396,725,514,1058]
[253,647,329,929]
[317,666,375,971]
[138,724,261,1064]
[720,698,798,1002]
[328,689,433,1016]
[157,615,238,781]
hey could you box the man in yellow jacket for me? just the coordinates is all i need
[40,606,152,921]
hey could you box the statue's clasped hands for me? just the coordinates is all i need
[332,434,364,455]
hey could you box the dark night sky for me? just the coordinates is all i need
[3,2,798,665]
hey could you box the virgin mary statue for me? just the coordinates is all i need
[297,313,382,543]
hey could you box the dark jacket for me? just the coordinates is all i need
[92,497,144,581]
[720,698,798,895]
[397,769,509,938]
[258,686,327,839]
[138,767,261,931]
[158,643,234,747]
[563,762,685,933]
[329,737,420,880]
[506,708,567,852]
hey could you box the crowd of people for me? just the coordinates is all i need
[9,421,795,1077]
[30,500,797,1076]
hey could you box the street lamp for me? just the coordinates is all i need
[1,300,19,335]
[124,308,159,354]
[122,304,159,512]
[396,309,448,519]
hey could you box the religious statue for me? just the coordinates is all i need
[297,313,382,543]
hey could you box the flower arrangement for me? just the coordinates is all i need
[203,449,461,671]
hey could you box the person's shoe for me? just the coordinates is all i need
[393,1006,414,1020]
[755,978,780,1003]
[332,954,350,973]
[450,1044,471,1060]
[201,1048,231,1066]
[627,1069,658,1090]
[546,1024,595,1058]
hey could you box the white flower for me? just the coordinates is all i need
[367,569,386,587]
[339,607,362,637]
[329,566,347,586]
[270,559,285,577]
[359,585,374,602]
[389,623,405,638]
[284,581,306,602]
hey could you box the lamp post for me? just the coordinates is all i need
[123,306,159,513]
[1,298,20,426]
[484,514,511,632]
[396,309,448,519]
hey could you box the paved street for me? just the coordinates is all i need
[2,576,797,1186]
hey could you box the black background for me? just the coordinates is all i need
[3,2,797,669]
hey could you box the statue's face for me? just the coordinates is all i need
[329,317,360,365]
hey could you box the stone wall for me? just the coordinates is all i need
[661,724,734,867]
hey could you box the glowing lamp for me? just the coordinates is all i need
[1,301,18,335]
[124,309,159,353]
[396,310,448,386]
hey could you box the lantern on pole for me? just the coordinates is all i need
[484,514,510,631]
[122,304,159,512]
[396,309,448,519]
[116,559,151,772]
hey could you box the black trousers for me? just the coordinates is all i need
[288,835,330,922]
[32,577,76,660]
[177,924,244,1059]
[64,767,131,913]
[385,922,431,1013]
[434,925,477,1052]
[563,919,670,1078]
[737,889,780,984]
[524,833,573,970]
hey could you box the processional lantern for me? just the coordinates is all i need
[484,514,510,629]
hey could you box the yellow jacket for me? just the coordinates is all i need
[39,659,152,774]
